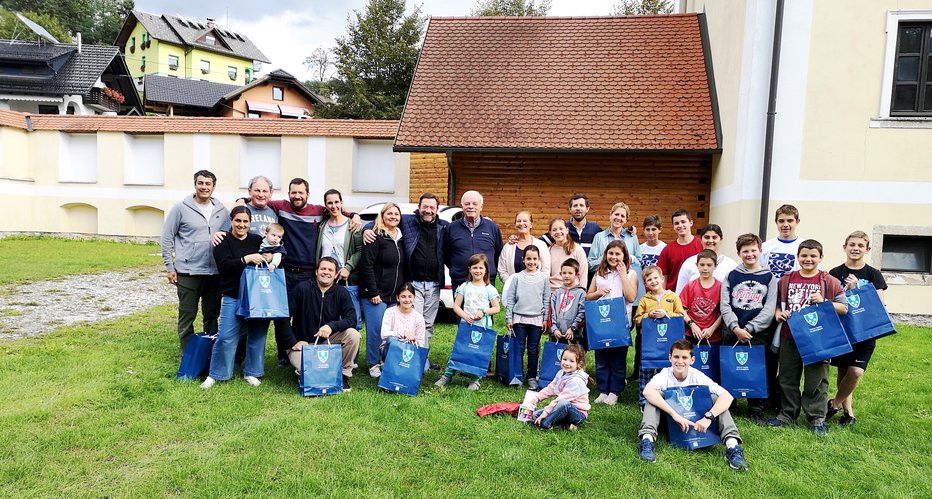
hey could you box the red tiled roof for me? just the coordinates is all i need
[395,15,720,152]
[0,110,397,138]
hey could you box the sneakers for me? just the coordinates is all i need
[638,438,656,463]
[568,424,578,432]
[467,381,481,391]
[200,376,216,389]
[811,423,829,436]
[528,378,539,390]
[839,414,856,427]
[594,393,608,404]
[434,375,451,387]
[749,412,767,426]
[604,393,618,406]
[725,445,749,471]
[826,400,840,420]
[369,364,382,378]
[767,417,787,427]
[244,375,261,387]
[342,375,351,392]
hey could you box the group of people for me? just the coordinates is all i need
[162,177,887,470]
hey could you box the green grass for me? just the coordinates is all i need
[0,236,161,285]
[1,306,929,497]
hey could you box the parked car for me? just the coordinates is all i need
[358,202,463,321]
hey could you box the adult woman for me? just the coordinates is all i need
[316,188,364,328]
[360,202,406,377]
[548,218,588,291]
[201,205,271,389]
[587,202,641,275]
[498,211,551,284]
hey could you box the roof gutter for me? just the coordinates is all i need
[759,0,784,239]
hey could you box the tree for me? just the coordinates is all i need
[471,0,551,16]
[0,9,72,42]
[613,0,673,15]
[303,46,332,83]
[0,0,133,45]
[317,0,426,120]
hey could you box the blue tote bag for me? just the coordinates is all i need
[641,317,686,369]
[495,334,523,386]
[691,340,720,383]
[787,301,852,365]
[378,339,428,396]
[585,297,631,349]
[177,333,215,380]
[237,265,290,319]
[663,385,721,450]
[299,341,344,396]
[448,322,496,378]
[719,343,767,399]
[841,283,896,344]
[537,340,567,387]
[342,281,363,330]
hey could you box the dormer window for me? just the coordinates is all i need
[205,34,215,45]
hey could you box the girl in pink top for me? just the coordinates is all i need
[531,344,592,430]
[548,218,588,291]
[379,284,426,362]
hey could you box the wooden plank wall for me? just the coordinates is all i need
[450,151,712,239]
[408,152,449,204]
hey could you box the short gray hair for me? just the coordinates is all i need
[248,175,273,191]
[461,190,483,205]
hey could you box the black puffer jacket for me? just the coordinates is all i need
[360,232,407,302]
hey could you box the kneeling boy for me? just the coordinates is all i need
[638,339,748,471]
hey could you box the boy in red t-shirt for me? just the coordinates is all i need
[657,208,703,291]
[680,249,723,343]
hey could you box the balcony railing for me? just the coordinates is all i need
[85,88,120,112]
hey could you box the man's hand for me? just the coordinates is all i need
[363,229,376,245]
[349,214,363,232]
[166,270,178,285]
[292,340,309,351]
[212,231,226,246]
[338,267,350,280]
[694,416,712,433]
[315,324,333,339]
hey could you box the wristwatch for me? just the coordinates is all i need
[704,411,715,420]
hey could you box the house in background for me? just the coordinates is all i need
[0,39,142,115]
[143,75,238,116]
[212,69,327,118]
[114,10,270,89]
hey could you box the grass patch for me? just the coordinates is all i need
[0,236,160,285]
[0,306,929,496]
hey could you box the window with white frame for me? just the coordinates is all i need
[58,133,97,183]
[123,134,165,185]
[228,65,237,80]
[200,59,210,75]
[879,10,932,119]
[353,140,395,193]
[168,54,179,71]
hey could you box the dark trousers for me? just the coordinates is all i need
[176,274,221,350]
[777,336,829,425]
[513,323,543,380]
[595,346,627,395]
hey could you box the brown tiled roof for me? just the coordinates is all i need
[0,110,397,138]
[395,15,720,152]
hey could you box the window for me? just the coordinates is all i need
[140,55,146,71]
[228,65,237,81]
[168,54,179,71]
[200,60,210,75]
[130,36,135,52]
[881,235,932,273]
[59,134,97,183]
[123,134,165,185]
[272,86,284,101]
[205,34,215,45]
[38,105,59,115]
[247,111,260,118]
[353,140,395,193]
[891,23,932,116]
[244,68,252,83]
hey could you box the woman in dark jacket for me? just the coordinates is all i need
[360,202,406,377]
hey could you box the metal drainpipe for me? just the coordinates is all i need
[758,0,785,239]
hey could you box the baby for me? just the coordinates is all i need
[259,223,286,271]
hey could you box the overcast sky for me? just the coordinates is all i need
[135,0,626,79]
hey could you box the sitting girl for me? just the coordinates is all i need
[531,344,592,430]
[379,283,427,361]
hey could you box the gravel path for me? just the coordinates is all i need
[0,268,176,341]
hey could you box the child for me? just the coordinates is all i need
[827,231,889,427]
[379,283,427,361]
[720,233,778,425]
[586,240,637,406]
[638,215,666,269]
[638,339,748,471]
[770,240,847,436]
[674,224,738,294]
[435,254,501,391]
[634,266,686,408]
[259,223,286,271]
[762,204,803,279]
[506,245,551,389]
[657,209,703,291]
[530,344,591,430]
[549,258,587,347]
[679,249,724,344]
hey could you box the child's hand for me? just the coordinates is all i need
[553,330,563,339]
[534,412,546,426]
[700,327,713,339]
[775,310,791,322]
[403,332,416,343]
[268,264,276,272]
[600,287,612,297]
[845,274,858,290]
[474,311,484,321]
[672,414,693,432]
[649,309,665,319]
[694,416,712,433]
[734,327,753,342]
[506,323,513,332]
[564,329,574,341]
[808,292,825,305]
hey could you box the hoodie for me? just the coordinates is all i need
[720,264,778,345]
[533,368,591,417]
[160,194,229,275]
[549,285,586,337]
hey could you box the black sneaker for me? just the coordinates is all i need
[826,400,840,421]
[749,412,767,426]
[839,414,856,427]
[342,375,351,392]
[725,444,749,471]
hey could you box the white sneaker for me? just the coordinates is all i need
[594,393,608,404]
[604,393,618,406]
[244,375,261,387]
[369,364,382,378]
[467,381,481,391]
[200,377,216,389]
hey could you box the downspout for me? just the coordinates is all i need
[758,0,785,239]
[446,150,455,206]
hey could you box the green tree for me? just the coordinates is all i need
[613,0,673,15]
[470,0,551,16]
[0,0,133,44]
[316,0,426,120]
[0,9,72,42]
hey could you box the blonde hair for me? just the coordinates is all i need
[609,202,631,221]
[374,202,401,235]
[845,230,870,247]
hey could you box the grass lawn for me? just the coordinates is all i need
[1,304,930,497]
[0,236,161,285]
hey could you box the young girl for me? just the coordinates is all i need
[678,249,723,344]
[531,344,591,430]
[379,283,427,361]
[634,266,686,408]
[548,218,588,291]
[435,254,501,391]
[506,245,551,390]
[586,240,637,406]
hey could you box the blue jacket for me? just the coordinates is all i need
[364,211,450,283]
[444,216,503,286]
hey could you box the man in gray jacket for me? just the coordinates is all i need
[161,170,229,350]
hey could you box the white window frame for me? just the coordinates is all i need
[876,10,932,124]
[168,54,179,71]
[200,59,210,75]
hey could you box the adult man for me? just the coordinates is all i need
[566,193,602,256]
[444,190,503,291]
[161,170,229,350]
[278,257,360,391]
[243,176,277,236]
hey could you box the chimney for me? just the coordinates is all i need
[76,32,82,54]
[206,18,215,29]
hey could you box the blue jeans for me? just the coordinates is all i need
[361,299,396,367]
[533,399,587,429]
[512,323,543,379]
[594,346,628,395]
[209,296,270,381]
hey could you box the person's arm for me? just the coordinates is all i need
[575,246,589,288]
[380,307,400,341]
[492,222,504,272]
[694,390,735,433]
[270,253,282,268]
[643,383,693,432]
[540,376,588,415]
[505,276,517,328]
[487,295,501,317]
[671,293,686,317]
[549,293,560,336]
[634,298,649,327]
[359,237,381,299]
[453,290,472,324]
[540,280,551,318]
[746,276,778,335]
[587,234,603,273]
[538,241,552,277]
[212,237,246,275]
[570,291,586,334]
[344,229,364,278]
[586,275,601,300]
[413,312,427,347]
[532,380,558,405]
[497,246,511,285]
[327,290,357,334]
[160,204,181,278]
[719,275,739,333]
[621,267,636,303]
[675,259,694,294]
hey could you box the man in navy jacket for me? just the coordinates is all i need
[444,190,503,291]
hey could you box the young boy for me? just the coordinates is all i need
[638,215,666,269]
[674,224,738,294]
[549,258,587,347]
[762,204,803,279]
[638,338,748,471]
[770,239,847,436]
[720,233,778,424]
[680,249,723,343]
[657,209,703,291]
[827,231,887,427]
[259,223,286,271]
[634,266,686,408]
